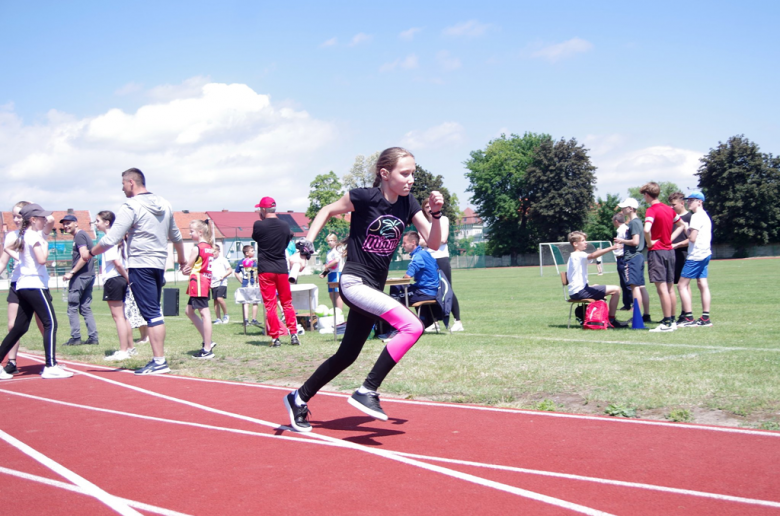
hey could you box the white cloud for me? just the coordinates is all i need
[401,122,465,150]
[320,37,337,48]
[442,20,491,38]
[530,37,594,63]
[399,27,422,41]
[115,82,143,96]
[349,33,372,46]
[436,50,461,71]
[147,76,211,102]
[594,145,703,198]
[0,79,338,214]
[583,133,628,157]
[379,54,419,73]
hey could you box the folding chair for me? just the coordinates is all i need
[561,272,595,329]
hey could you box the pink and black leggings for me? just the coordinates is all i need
[298,273,424,402]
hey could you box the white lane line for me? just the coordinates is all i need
[0,465,192,516]
[25,353,780,438]
[5,388,780,511]
[0,429,141,516]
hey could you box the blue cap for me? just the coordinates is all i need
[684,191,705,201]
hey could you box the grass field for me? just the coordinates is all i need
[2,257,779,430]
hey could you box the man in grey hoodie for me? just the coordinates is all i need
[91,168,189,375]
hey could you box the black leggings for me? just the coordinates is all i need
[0,289,57,367]
[435,257,461,320]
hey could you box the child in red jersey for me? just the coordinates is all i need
[185,220,216,359]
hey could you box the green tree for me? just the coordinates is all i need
[526,137,597,243]
[465,132,551,262]
[342,152,379,190]
[584,193,622,242]
[696,135,780,253]
[627,181,681,219]
[306,171,349,258]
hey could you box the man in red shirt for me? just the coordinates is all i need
[641,182,684,332]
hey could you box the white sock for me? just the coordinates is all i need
[294,390,305,407]
[153,356,166,365]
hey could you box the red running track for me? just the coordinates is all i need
[0,354,778,515]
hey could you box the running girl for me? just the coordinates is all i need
[186,220,216,359]
[284,147,444,431]
[96,211,136,361]
[0,204,73,379]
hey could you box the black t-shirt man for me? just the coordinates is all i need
[72,230,95,279]
[252,218,293,275]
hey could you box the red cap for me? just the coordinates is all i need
[255,197,276,209]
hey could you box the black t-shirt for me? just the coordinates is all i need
[673,211,693,254]
[252,218,293,274]
[342,187,422,288]
[72,230,95,278]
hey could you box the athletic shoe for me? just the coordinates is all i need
[609,318,628,328]
[84,337,99,345]
[135,338,150,345]
[0,368,12,380]
[670,321,678,330]
[41,365,74,379]
[104,350,130,361]
[695,318,713,327]
[193,348,214,360]
[676,314,688,325]
[4,361,18,375]
[642,314,652,323]
[222,315,230,324]
[678,316,697,328]
[127,347,138,357]
[134,360,171,375]
[283,392,312,432]
[206,342,217,351]
[619,306,632,311]
[381,330,399,343]
[649,322,675,333]
[348,390,388,421]
[251,319,262,327]
[270,338,282,348]
[290,334,300,346]
[450,320,464,332]
[424,322,440,333]
[212,318,223,325]
[63,337,82,346]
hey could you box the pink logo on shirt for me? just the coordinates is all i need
[363,216,404,256]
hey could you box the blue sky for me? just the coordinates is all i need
[1,1,778,216]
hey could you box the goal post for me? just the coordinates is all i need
[539,241,614,276]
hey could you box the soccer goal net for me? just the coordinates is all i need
[538,241,614,276]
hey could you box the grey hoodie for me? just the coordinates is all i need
[99,192,183,269]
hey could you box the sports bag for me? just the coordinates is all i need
[583,300,611,330]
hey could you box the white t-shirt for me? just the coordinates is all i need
[687,209,712,261]
[16,230,49,290]
[210,255,232,287]
[567,251,589,296]
[326,246,345,273]
[613,224,628,258]
[4,231,21,282]
[101,245,122,280]
[427,215,450,259]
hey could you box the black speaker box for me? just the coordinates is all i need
[162,288,179,317]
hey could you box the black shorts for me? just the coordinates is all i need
[673,249,687,284]
[103,276,128,301]
[624,254,646,287]
[211,285,227,299]
[647,249,675,284]
[188,296,210,309]
[7,282,19,304]
[570,284,607,301]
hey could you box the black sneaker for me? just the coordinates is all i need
[4,361,18,375]
[676,314,688,325]
[642,314,652,323]
[193,348,214,360]
[695,318,713,327]
[290,334,300,346]
[134,360,171,375]
[84,337,99,345]
[251,319,263,327]
[609,317,628,328]
[348,390,388,421]
[270,338,282,347]
[619,306,632,311]
[283,392,312,432]
[64,337,83,346]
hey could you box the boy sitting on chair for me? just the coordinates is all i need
[567,231,626,328]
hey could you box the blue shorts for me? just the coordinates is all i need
[681,256,710,279]
[570,284,606,301]
[327,271,341,293]
[128,268,165,327]
[624,254,646,287]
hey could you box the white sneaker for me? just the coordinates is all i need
[212,319,223,325]
[381,330,399,343]
[104,350,130,362]
[649,323,675,333]
[135,338,149,345]
[0,369,12,380]
[424,322,440,333]
[450,320,464,332]
[222,315,230,323]
[128,347,138,357]
[41,365,74,379]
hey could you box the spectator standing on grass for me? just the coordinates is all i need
[668,192,693,324]
[614,198,651,323]
[0,204,73,379]
[389,231,439,330]
[210,244,232,324]
[61,214,99,346]
[186,220,216,359]
[641,182,684,332]
[612,213,633,311]
[90,168,188,375]
[283,146,444,432]
[566,231,626,328]
[319,233,345,311]
[676,192,714,327]
[234,245,261,326]
[252,197,299,348]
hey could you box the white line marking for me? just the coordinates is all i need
[5,388,780,511]
[0,429,141,515]
[0,466,193,516]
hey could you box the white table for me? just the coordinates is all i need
[235,284,318,335]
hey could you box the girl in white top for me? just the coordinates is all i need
[421,199,463,331]
[320,233,345,310]
[0,201,45,375]
[0,203,72,379]
[96,211,136,361]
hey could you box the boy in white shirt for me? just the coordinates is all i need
[676,192,713,327]
[210,245,232,324]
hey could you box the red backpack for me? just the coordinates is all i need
[583,300,611,330]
